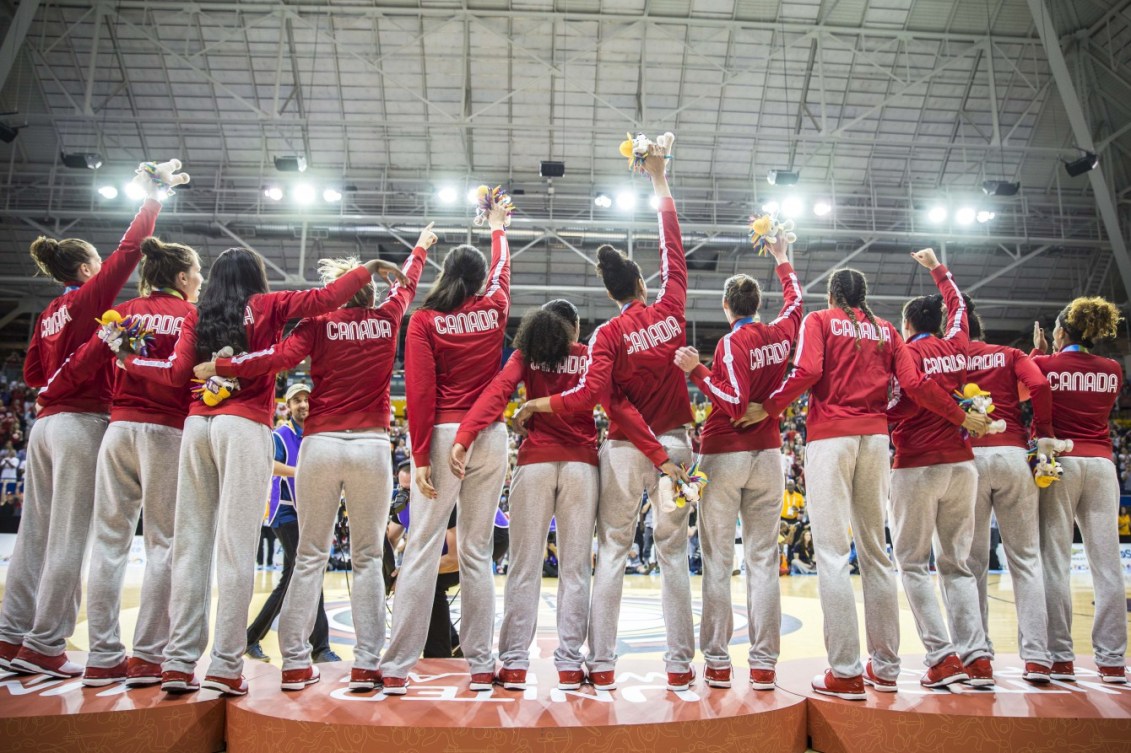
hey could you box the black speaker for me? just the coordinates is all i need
[540,160,565,178]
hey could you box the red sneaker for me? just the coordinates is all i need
[161,670,200,694]
[11,647,83,678]
[963,657,994,687]
[125,658,163,687]
[811,669,865,700]
[589,670,616,691]
[557,669,584,690]
[0,640,21,670]
[1021,662,1051,683]
[666,667,695,691]
[863,661,897,692]
[83,659,128,687]
[749,668,776,690]
[469,672,495,691]
[921,654,968,688]
[498,667,527,690]
[1049,661,1075,681]
[1099,665,1128,684]
[202,674,248,696]
[280,665,320,691]
[349,667,383,691]
[705,666,732,688]
[381,675,408,695]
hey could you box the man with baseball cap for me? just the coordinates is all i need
[245,383,339,664]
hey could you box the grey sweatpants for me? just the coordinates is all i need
[697,449,784,671]
[381,423,508,678]
[279,432,391,671]
[0,412,108,655]
[805,435,900,681]
[86,421,182,668]
[161,415,273,680]
[588,430,693,674]
[1039,455,1127,668]
[890,460,990,667]
[970,446,1050,665]
[498,460,598,671]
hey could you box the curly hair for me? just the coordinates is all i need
[194,247,269,360]
[596,245,642,302]
[513,299,578,370]
[827,268,882,349]
[318,256,373,308]
[1057,296,1122,347]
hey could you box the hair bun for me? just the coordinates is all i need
[596,244,624,271]
[140,236,163,257]
[29,236,59,262]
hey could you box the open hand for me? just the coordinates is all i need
[962,412,990,438]
[488,203,511,231]
[733,402,769,428]
[448,443,468,479]
[415,465,438,499]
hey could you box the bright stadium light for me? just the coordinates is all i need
[927,206,947,223]
[467,188,480,205]
[781,196,803,217]
[976,210,996,224]
[123,181,146,201]
[616,191,636,211]
[292,184,316,205]
[97,185,118,200]
[813,200,832,216]
[761,200,780,214]
[437,186,458,204]
[323,188,342,203]
[594,194,612,208]
[264,186,283,201]
[955,206,976,225]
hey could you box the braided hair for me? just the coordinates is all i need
[827,268,883,350]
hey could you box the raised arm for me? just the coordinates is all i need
[265,264,373,321]
[763,312,825,417]
[910,249,966,342]
[379,238,430,322]
[124,308,198,387]
[647,152,687,320]
[483,224,511,312]
[213,318,316,379]
[767,258,804,338]
[1013,348,1054,436]
[79,198,162,318]
[455,350,524,450]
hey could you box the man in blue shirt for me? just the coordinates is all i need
[245,384,339,663]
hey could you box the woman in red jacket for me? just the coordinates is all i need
[451,301,672,692]
[511,144,697,692]
[379,204,511,694]
[121,248,406,695]
[1032,297,1127,684]
[755,262,985,700]
[37,237,202,688]
[195,225,433,693]
[964,297,1055,682]
[0,166,177,678]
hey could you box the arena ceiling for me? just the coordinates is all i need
[1,0,1130,355]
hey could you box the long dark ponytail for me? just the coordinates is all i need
[827,268,882,350]
[421,245,486,313]
[514,299,578,370]
[195,247,269,360]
